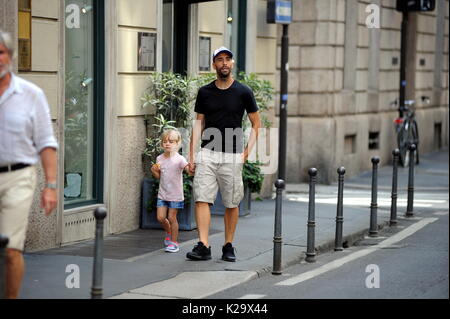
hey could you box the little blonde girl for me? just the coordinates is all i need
[151,129,189,253]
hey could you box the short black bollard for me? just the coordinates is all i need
[369,157,380,237]
[335,167,346,251]
[405,144,416,217]
[0,235,9,299]
[390,149,400,226]
[272,179,285,275]
[91,207,107,299]
[305,168,317,263]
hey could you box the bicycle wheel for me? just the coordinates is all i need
[397,123,410,167]
[411,119,419,164]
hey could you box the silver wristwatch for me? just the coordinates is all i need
[46,183,57,189]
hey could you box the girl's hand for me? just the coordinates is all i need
[151,163,161,177]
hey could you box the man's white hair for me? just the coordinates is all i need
[0,30,15,59]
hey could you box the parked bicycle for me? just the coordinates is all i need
[391,99,420,167]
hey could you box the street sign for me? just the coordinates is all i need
[267,0,292,24]
[396,0,436,12]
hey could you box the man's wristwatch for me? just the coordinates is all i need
[46,183,57,190]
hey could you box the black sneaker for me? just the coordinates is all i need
[186,242,212,260]
[222,242,236,262]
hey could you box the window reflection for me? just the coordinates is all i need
[64,0,94,204]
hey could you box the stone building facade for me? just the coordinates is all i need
[282,0,448,183]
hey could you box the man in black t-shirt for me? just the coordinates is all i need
[187,47,261,262]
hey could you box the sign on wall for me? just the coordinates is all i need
[138,32,156,71]
[18,0,32,71]
[199,36,211,71]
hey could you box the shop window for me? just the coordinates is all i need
[434,123,442,149]
[64,0,104,208]
[368,132,380,150]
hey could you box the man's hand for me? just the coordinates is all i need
[41,188,57,216]
[188,162,196,176]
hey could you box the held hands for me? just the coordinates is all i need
[188,162,196,176]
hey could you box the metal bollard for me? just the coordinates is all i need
[405,144,416,217]
[305,168,317,263]
[369,157,380,237]
[0,235,9,299]
[390,149,400,226]
[335,167,346,251]
[272,179,285,275]
[91,207,107,299]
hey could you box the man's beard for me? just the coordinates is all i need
[218,68,231,79]
[0,64,11,79]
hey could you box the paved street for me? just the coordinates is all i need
[207,211,449,299]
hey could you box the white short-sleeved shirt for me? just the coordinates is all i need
[157,153,188,202]
[0,73,58,166]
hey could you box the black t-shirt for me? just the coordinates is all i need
[194,80,259,153]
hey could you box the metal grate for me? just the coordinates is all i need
[62,211,97,244]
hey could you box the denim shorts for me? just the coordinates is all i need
[157,199,184,209]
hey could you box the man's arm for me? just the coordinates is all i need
[243,111,261,163]
[189,113,205,174]
[40,147,57,216]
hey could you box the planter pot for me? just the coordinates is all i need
[210,186,251,217]
[140,178,196,231]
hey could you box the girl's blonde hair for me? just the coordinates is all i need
[160,129,182,145]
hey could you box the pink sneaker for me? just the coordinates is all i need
[165,242,180,253]
[164,235,171,246]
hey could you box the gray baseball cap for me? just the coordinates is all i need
[212,46,233,61]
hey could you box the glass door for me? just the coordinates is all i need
[64,0,104,208]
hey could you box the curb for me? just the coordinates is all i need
[252,220,391,278]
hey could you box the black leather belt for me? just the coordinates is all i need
[0,163,31,173]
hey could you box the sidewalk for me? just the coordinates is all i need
[20,149,449,299]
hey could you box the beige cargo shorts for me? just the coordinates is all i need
[193,148,244,208]
[0,166,36,251]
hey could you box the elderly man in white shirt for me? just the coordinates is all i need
[0,30,58,299]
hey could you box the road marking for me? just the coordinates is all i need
[276,217,438,286]
[238,294,266,299]
[287,196,445,208]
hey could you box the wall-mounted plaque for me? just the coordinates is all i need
[199,36,211,71]
[18,0,32,71]
[138,32,156,71]
[18,39,31,71]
